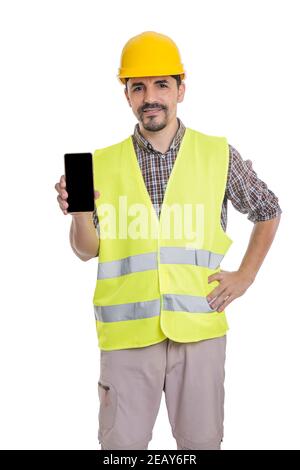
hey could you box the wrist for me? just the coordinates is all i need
[237,267,256,284]
[71,211,93,219]
[71,211,93,226]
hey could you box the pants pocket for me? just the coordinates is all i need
[98,379,118,436]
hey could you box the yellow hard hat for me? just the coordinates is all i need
[117,31,185,85]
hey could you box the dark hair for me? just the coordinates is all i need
[170,74,182,88]
[125,74,182,90]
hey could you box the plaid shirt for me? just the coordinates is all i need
[92,117,282,240]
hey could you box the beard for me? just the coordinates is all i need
[139,108,168,132]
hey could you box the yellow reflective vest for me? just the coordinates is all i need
[92,127,233,351]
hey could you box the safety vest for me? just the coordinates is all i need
[92,127,233,351]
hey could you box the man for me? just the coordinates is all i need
[55,31,282,450]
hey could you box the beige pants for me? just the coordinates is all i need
[98,335,226,450]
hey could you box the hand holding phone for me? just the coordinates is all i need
[55,174,100,215]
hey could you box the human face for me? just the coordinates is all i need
[124,76,185,132]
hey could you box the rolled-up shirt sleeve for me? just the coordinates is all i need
[226,144,282,223]
[92,208,100,238]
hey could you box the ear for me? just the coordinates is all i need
[177,81,186,103]
[124,88,132,107]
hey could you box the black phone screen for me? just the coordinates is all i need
[64,153,95,213]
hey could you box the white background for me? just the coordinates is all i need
[0,0,298,450]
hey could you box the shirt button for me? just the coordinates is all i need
[161,154,166,159]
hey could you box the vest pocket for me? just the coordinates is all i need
[98,379,118,434]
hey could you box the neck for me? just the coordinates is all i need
[138,116,179,154]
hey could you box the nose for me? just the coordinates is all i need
[143,87,159,107]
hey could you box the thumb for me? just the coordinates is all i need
[208,273,222,283]
[94,190,100,199]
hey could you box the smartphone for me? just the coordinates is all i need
[64,152,95,213]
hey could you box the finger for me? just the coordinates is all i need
[207,295,218,308]
[207,292,218,303]
[208,273,223,283]
[207,284,227,303]
[60,189,68,200]
[208,287,229,309]
[54,182,68,199]
[54,181,68,200]
[94,190,100,199]
[216,295,233,312]
[57,194,69,210]
[60,175,66,188]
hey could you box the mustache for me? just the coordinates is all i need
[141,104,166,112]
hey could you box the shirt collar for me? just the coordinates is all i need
[132,117,186,153]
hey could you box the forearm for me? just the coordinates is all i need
[69,212,99,261]
[238,214,281,282]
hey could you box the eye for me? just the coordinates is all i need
[159,83,168,88]
[133,86,142,92]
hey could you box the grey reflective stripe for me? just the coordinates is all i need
[97,247,223,280]
[160,247,223,269]
[163,293,215,313]
[94,299,160,322]
[97,252,157,279]
[95,294,215,322]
